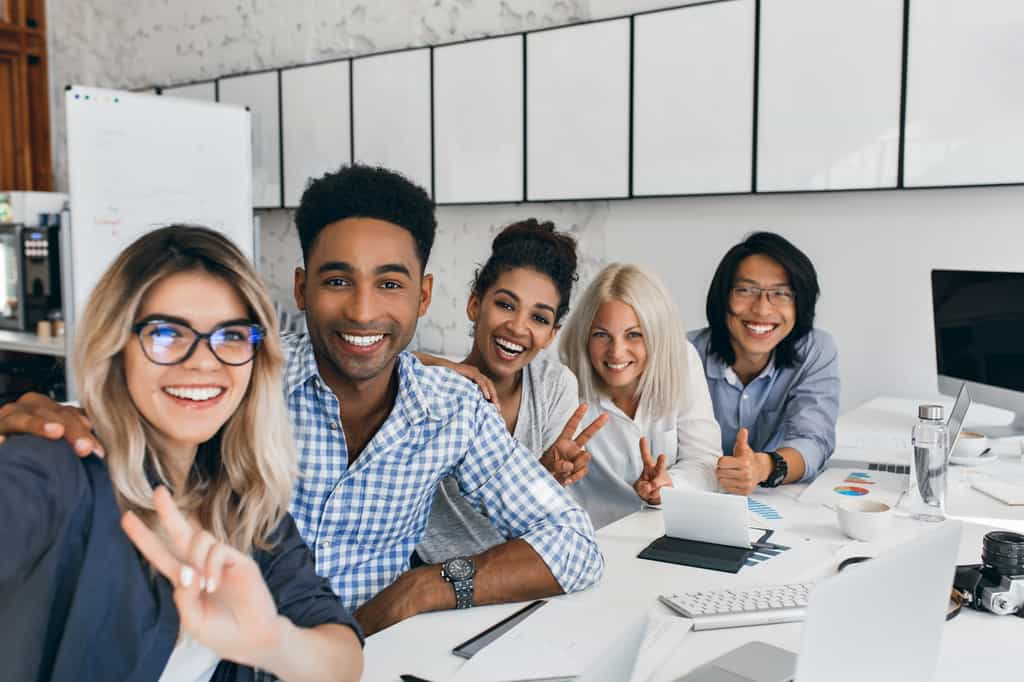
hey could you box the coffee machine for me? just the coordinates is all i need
[0,191,68,331]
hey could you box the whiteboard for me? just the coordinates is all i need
[218,71,282,208]
[433,35,523,203]
[527,19,630,201]
[281,61,352,207]
[757,0,903,191]
[633,1,754,196]
[162,81,216,102]
[352,49,432,195]
[904,0,1024,187]
[65,86,253,324]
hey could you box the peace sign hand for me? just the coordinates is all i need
[121,486,282,667]
[539,404,608,486]
[633,437,673,505]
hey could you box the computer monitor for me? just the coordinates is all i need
[932,269,1024,437]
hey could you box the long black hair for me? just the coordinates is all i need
[472,219,578,324]
[706,231,820,368]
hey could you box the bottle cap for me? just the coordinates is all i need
[918,404,944,421]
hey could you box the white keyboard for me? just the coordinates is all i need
[659,582,814,631]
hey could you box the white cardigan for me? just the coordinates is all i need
[568,342,722,530]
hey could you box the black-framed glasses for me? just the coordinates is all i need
[131,319,265,366]
[730,285,796,306]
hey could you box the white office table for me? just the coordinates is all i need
[837,396,1024,526]
[363,396,1024,681]
[364,505,1020,681]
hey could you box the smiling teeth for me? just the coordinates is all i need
[495,337,525,353]
[745,323,775,334]
[606,362,629,370]
[342,333,384,347]
[164,386,224,401]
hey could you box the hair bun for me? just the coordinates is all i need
[491,218,558,252]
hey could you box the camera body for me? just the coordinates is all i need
[953,531,1024,617]
[954,564,1024,616]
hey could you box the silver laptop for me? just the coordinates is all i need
[675,521,962,682]
[830,382,971,476]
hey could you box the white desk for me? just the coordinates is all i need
[362,397,1024,681]
[364,503,1019,681]
[838,396,1024,526]
[0,329,66,357]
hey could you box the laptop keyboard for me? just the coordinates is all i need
[829,458,911,476]
[867,462,911,475]
[659,583,814,631]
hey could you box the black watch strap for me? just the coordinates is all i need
[451,577,474,609]
[760,451,788,488]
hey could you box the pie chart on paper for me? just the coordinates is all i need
[834,485,870,496]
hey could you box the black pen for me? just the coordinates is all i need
[400,675,434,682]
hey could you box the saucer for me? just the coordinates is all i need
[949,450,997,467]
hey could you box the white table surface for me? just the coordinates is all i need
[0,328,66,357]
[363,398,1024,681]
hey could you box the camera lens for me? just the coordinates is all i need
[981,531,1024,576]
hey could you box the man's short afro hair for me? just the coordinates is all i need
[295,164,437,268]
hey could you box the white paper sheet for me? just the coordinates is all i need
[450,601,643,682]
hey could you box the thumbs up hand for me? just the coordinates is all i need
[716,428,772,495]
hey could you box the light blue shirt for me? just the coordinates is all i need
[282,334,603,611]
[687,328,840,481]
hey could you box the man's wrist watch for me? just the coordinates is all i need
[759,451,788,488]
[441,556,476,609]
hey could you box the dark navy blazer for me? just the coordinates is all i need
[0,435,362,682]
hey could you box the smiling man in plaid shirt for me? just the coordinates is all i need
[0,164,604,638]
[285,164,603,634]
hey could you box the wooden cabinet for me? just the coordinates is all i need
[0,0,51,191]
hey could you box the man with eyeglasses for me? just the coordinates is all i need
[688,231,840,495]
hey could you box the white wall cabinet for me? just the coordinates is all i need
[633,0,755,196]
[757,0,903,192]
[904,0,1024,187]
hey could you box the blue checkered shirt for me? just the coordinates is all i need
[282,333,604,611]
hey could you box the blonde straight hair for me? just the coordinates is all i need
[72,225,295,552]
[560,263,689,421]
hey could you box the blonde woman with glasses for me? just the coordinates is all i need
[0,226,362,681]
[559,263,722,529]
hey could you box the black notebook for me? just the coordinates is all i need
[637,529,771,574]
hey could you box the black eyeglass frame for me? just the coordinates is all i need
[131,319,266,367]
[729,284,797,305]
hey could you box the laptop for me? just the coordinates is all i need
[829,382,971,476]
[662,487,753,549]
[674,521,962,682]
[638,488,767,573]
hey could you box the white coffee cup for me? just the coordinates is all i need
[836,499,893,542]
[953,430,988,458]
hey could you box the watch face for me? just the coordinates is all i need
[445,557,475,581]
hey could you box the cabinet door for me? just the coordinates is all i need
[633,1,755,196]
[433,35,524,204]
[281,61,351,208]
[904,0,1024,187]
[352,49,432,197]
[218,71,282,209]
[757,0,903,191]
[526,18,630,201]
[0,51,28,189]
[162,81,216,102]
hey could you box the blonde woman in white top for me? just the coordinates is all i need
[560,263,722,529]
